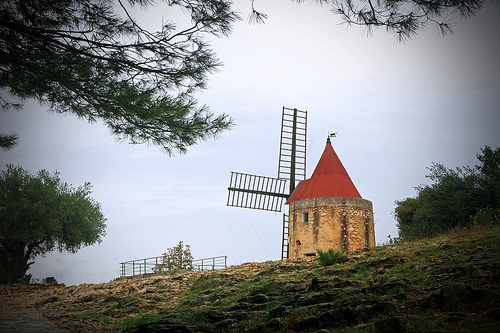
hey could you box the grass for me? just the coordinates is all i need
[121,314,163,329]
[41,223,499,333]
[175,310,214,330]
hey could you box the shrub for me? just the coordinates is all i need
[44,276,58,285]
[317,249,349,266]
[154,241,193,274]
[473,207,500,226]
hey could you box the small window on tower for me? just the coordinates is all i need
[302,212,309,223]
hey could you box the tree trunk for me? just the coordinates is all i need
[0,241,32,284]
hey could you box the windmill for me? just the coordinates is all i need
[226,107,307,259]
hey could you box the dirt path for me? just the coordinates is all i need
[0,308,66,333]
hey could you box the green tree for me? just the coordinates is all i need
[155,241,193,274]
[0,165,107,283]
[392,196,424,239]
[476,145,500,207]
[394,146,500,240]
[251,0,492,42]
[0,0,239,155]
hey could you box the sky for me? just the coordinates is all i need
[1,0,499,286]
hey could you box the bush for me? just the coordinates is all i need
[317,249,349,266]
[44,276,58,285]
[473,207,500,226]
[154,241,193,274]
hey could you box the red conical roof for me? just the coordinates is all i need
[287,138,361,204]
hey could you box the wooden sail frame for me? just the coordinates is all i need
[227,172,288,212]
[226,107,307,259]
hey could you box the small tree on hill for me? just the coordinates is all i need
[0,165,107,283]
[155,241,193,274]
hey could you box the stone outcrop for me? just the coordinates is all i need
[0,283,64,296]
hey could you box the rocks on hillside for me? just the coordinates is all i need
[1,228,499,333]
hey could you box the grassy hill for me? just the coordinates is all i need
[120,225,500,333]
[3,225,499,332]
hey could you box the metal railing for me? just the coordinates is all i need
[192,256,228,272]
[119,255,227,278]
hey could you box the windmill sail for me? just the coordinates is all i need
[226,107,307,259]
[227,172,288,212]
[278,107,307,194]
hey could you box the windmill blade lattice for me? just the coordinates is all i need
[227,172,288,212]
[226,107,308,259]
[278,107,307,194]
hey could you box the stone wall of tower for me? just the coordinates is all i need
[288,197,375,259]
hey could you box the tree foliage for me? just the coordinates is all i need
[0,0,239,154]
[0,165,107,283]
[394,146,500,240]
[0,133,18,151]
[251,0,492,42]
[155,241,193,274]
[1,0,491,153]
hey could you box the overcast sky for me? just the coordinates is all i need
[1,0,499,286]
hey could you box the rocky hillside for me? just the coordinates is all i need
[1,225,499,332]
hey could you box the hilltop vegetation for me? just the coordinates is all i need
[1,224,499,332]
[122,225,500,333]
[395,145,500,241]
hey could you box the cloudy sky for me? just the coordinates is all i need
[1,0,499,286]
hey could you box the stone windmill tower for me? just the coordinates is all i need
[286,136,375,259]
